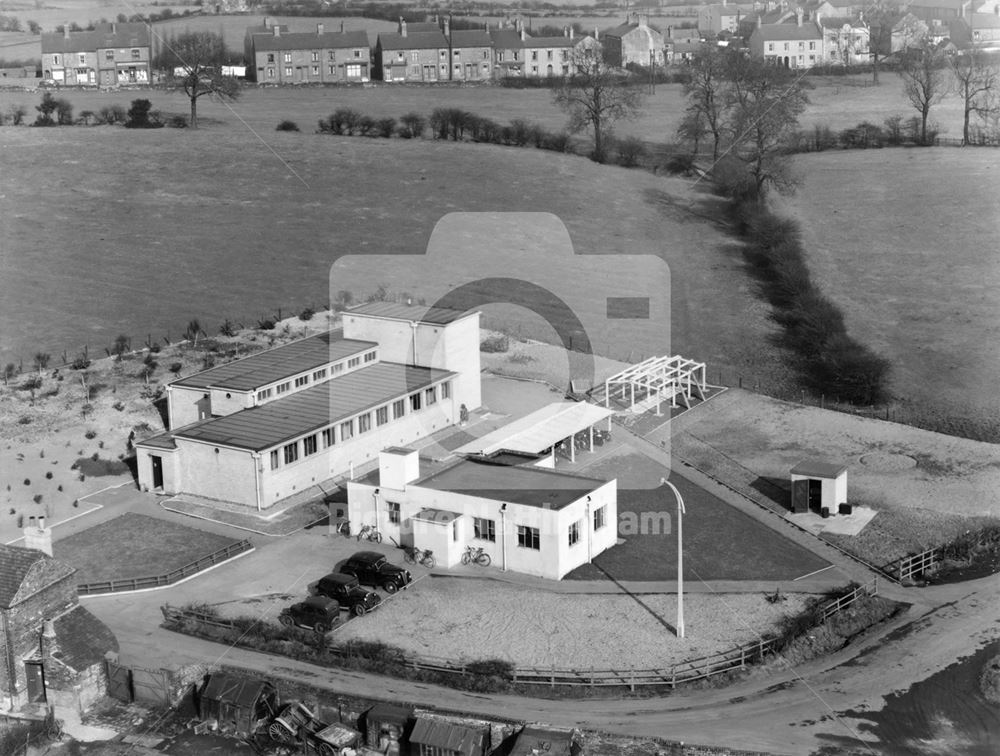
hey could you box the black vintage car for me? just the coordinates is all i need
[314,573,383,616]
[338,551,412,594]
[278,596,340,633]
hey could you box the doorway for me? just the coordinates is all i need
[25,661,46,703]
[151,455,163,489]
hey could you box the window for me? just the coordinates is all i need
[346,63,361,77]
[454,64,460,71]
[562,65,569,74]
[498,51,505,61]
[483,51,488,59]
[409,392,422,411]
[440,50,447,58]
[358,413,371,433]
[311,51,319,61]
[376,406,389,426]
[284,66,292,76]
[332,362,344,374]
[283,442,299,464]
[79,54,86,64]
[411,51,420,62]
[531,51,538,61]
[593,505,607,531]
[768,43,774,52]
[105,50,114,60]
[270,450,280,470]
[267,67,275,78]
[441,381,450,399]
[283,53,292,63]
[562,49,569,60]
[453,50,460,57]
[354,49,361,58]
[517,525,540,550]
[131,48,140,59]
[329,65,335,74]
[783,42,789,51]
[348,357,360,368]
[257,388,272,402]
[267,53,275,62]
[393,399,406,419]
[303,434,317,455]
[798,42,804,50]
[53,55,60,65]
[425,387,436,405]
[322,427,335,448]
[340,420,354,441]
[809,41,816,50]
[547,50,553,60]
[568,520,581,547]
[532,66,538,73]
[364,351,376,363]
[276,382,290,395]
[473,517,496,542]
[311,65,319,75]
[329,50,336,60]
[294,375,309,388]
[388,501,400,524]
[313,368,327,381]
[513,51,519,61]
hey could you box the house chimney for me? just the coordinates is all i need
[400,18,407,37]
[756,14,762,29]
[317,23,324,35]
[570,26,574,39]
[797,8,803,26]
[444,16,450,36]
[816,11,822,26]
[63,23,70,39]
[520,28,526,41]
[273,25,280,37]
[40,618,59,660]
[595,27,599,41]
[23,520,53,557]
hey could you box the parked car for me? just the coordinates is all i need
[338,551,412,593]
[278,596,340,633]
[314,573,383,616]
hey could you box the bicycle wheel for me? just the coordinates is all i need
[403,549,416,564]
[461,552,471,565]
[423,555,436,569]
[372,530,382,544]
[477,553,492,567]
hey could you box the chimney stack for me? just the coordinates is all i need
[595,26,599,41]
[317,23,324,35]
[273,24,280,37]
[400,18,407,37]
[23,520,53,557]
[570,26,574,39]
[444,16,450,36]
[796,8,803,26]
[41,618,59,660]
[63,24,70,39]
[520,28,526,41]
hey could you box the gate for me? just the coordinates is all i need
[131,667,172,706]
[106,659,133,702]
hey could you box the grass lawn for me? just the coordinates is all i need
[566,451,830,581]
[52,512,243,584]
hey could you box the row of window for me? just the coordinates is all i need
[265,49,364,63]
[255,351,374,402]
[766,40,817,52]
[265,64,365,78]
[51,49,142,65]
[466,506,608,551]
[267,381,451,471]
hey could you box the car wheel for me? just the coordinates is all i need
[278,615,293,627]
[313,622,329,634]
[383,581,398,594]
[268,722,291,743]
[353,604,366,617]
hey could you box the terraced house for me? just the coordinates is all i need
[40,22,150,86]
[244,22,370,83]
[135,303,482,511]
[375,20,449,82]
[749,10,825,67]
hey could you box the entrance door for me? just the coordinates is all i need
[25,661,46,703]
[151,455,163,489]
[808,479,823,511]
[791,478,809,513]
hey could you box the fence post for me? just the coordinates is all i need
[629,666,635,693]
[550,664,555,688]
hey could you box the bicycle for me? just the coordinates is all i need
[462,545,491,567]
[402,546,436,568]
[356,524,382,543]
[334,519,351,537]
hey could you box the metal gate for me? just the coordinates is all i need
[106,659,133,702]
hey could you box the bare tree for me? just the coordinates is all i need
[950,48,999,145]
[680,45,730,161]
[553,50,645,163]
[159,31,239,128]
[866,1,904,86]
[900,41,950,145]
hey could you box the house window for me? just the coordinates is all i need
[364,351,376,362]
[283,53,292,63]
[257,388,272,402]
[322,427,335,448]
[294,375,309,388]
[439,49,446,58]
[483,51,488,59]
[313,368,327,381]
[106,50,114,60]
[348,357,361,368]
[532,66,537,73]
[311,51,319,61]
[568,520,581,547]
[283,442,299,464]
[354,49,361,58]
[783,42,789,51]
[340,420,354,441]
[267,67,275,78]
[441,381,450,399]
[329,65,335,74]
[332,363,344,374]
[411,51,420,62]
[498,51,505,61]
[473,517,496,542]
[311,65,318,75]
[276,382,290,395]
[267,53,275,62]
[799,42,805,50]
[388,501,400,524]
[768,43,774,52]
[358,413,371,434]
[513,51,519,61]
[453,50,460,57]
[562,65,569,74]
[376,406,389,426]
[809,41,816,50]
[593,505,607,531]
[53,55,60,65]
[409,392,422,411]
[270,450,280,470]
[79,53,86,64]
[131,48,140,59]
[517,525,540,550]
[346,64,361,77]
[547,50,553,60]
[303,434,317,455]
[531,51,538,61]
[562,50,569,60]
[329,50,336,60]
[425,387,436,405]
[393,399,406,419]
[284,66,292,76]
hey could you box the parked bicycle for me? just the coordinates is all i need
[462,545,491,567]
[334,519,351,537]
[402,546,436,569]
[356,524,382,543]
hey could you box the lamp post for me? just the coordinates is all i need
[499,503,508,571]
[661,477,686,639]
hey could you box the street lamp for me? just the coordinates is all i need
[660,477,686,639]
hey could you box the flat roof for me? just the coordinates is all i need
[172,331,376,392]
[790,460,847,479]
[454,401,614,457]
[416,458,607,510]
[174,361,455,451]
[345,301,475,326]
[412,508,461,523]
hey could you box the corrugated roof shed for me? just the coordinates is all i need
[377,31,448,50]
[346,302,473,325]
[174,361,455,450]
[52,605,119,672]
[41,22,150,53]
[453,402,614,457]
[251,30,369,51]
[201,672,275,708]
[410,718,485,756]
[0,545,76,608]
[172,331,375,391]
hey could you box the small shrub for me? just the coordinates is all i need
[480,335,510,353]
[45,471,52,479]
[375,117,396,138]
[98,104,127,125]
[169,362,183,375]
[112,400,125,411]
[540,131,571,153]
[397,112,425,139]
[33,494,42,505]
[18,416,31,425]
[664,153,696,175]
[125,98,161,129]
[167,114,188,128]
[276,119,300,132]
[616,136,647,167]
[509,119,533,146]
[57,485,63,492]
[84,430,97,440]
[70,354,91,370]
[299,307,314,321]
[356,115,377,137]
[23,479,30,486]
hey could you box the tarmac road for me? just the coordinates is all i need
[84,563,1000,755]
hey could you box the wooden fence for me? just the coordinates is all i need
[885,546,942,583]
[161,579,878,691]
[78,539,253,595]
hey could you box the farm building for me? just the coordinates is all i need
[40,22,151,86]
[0,537,118,713]
[409,716,489,756]
[197,673,278,737]
[601,13,666,67]
[135,303,481,510]
[244,21,370,84]
[347,446,618,581]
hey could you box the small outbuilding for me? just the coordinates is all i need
[790,459,848,515]
[364,702,414,753]
[509,725,581,756]
[410,717,488,756]
[197,672,278,738]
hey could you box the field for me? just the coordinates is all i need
[777,148,1000,436]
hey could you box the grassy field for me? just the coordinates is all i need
[777,148,1000,436]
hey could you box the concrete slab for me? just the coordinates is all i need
[788,506,878,537]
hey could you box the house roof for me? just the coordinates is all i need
[820,16,861,28]
[415,457,608,510]
[245,23,290,36]
[173,361,455,451]
[171,331,375,392]
[52,605,119,672]
[490,29,525,49]
[603,22,640,39]
[404,22,442,33]
[251,30,369,51]
[377,31,448,50]
[367,702,414,725]
[41,22,150,54]
[510,726,578,756]
[450,29,493,47]
[790,459,847,478]
[410,718,486,756]
[201,672,275,706]
[345,301,474,326]
[0,545,76,609]
[955,12,1000,29]
[524,36,577,48]
[753,22,823,41]
[454,401,614,457]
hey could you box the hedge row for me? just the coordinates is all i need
[725,196,891,405]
